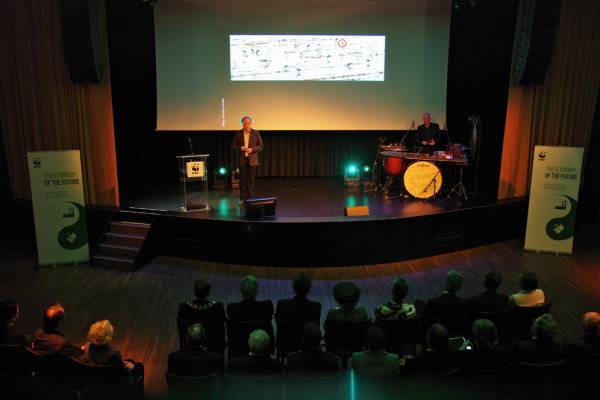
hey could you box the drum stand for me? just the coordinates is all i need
[382,176,404,200]
[423,170,441,199]
[447,164,468,202]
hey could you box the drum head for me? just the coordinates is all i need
[403,161,443,199]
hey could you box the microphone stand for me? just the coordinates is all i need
[187,137,195,155]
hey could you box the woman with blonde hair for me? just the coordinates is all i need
[79,320,140,374]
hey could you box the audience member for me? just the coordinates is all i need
[424,270,468,316]
[168,323,223,376]
[375,278,418,321]
[227,276,274,322]
[0,298,29,345]
[568,311,600,372]
[275,273,321,323]
[579,311,600,350]
[468,271,509,313]
[32,303,80,356]
[79,320,143,377]
[513,314,566,364]
[228,329,279,376]
[509,270,545,308]
[178,278,226,324]
[351,325,401,378]
[286,322,341,377]
[325,282,368,322]
[463,319,512,371]
[406,324,462,375]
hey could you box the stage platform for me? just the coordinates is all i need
[106,178,528,266]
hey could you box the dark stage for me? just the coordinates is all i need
[111,178,528,266]
[129,177,475,220]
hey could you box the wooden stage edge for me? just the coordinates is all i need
[89,196,528,267]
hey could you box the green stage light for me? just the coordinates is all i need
[218,167,227,176]
[346,164,358,175]
[363,165,370,173]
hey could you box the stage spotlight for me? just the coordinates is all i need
[362,164,375,188]
[213,166,229,190]
[344,163,360,187]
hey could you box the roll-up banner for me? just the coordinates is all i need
[524,146,584,255]
[27,150,89,266]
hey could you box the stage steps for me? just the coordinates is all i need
[92,218,156,270]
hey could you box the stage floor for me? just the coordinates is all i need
[128,177,479,220]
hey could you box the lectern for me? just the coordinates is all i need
[176,154,210,211]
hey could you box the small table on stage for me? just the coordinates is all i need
[177,154,210,212]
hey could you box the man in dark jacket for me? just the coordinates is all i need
[275,273,321,323]
[32,303,80,356]
[424,270,468,316]
[468,270,509,313]
[232,116,264,202]
[227,276,274,322]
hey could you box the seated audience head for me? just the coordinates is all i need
[471,319,498,350]
[531,313,557,342]
[0,299,19,326]
[248,329,270,355]
[364,325,387,352]
[483,270,502,292]
[194,277,211,300]
[445,270,463,294]
[518,270,539,292]
[581,312,600,338]
[426,323,449,351]
[240,275,259,300]
[292,272,312,297]
[43,303,65,331]
[333,282,361,310]
[391,277,409,303]
[186,323,207,348]
[87,320,114,346]
[300,321,322,350]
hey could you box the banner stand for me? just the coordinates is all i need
[27,150,90,266]
[524,146,584,255]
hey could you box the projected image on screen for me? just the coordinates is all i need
[154,0,451,131]
[230,35,385,81]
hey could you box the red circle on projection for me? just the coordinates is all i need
[337,39,347,48]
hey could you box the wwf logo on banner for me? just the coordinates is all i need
[538,151,546,161]
[33,157,42,168]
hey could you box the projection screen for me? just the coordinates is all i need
[154,0,451,131]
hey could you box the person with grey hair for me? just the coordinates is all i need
[463,319,512,372]
[227,276,274,322]
[513,313,566,364]
[424,270,468,316]
[414,112,441,151]
[228,329,279,376]
[168,323,224,376]
[231,115,264,203]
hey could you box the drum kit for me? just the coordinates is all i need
[376,143,469,201]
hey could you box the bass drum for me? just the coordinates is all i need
[403,161,443,199]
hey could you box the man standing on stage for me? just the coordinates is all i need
[232,116,264,204]
[414,112,440,149]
